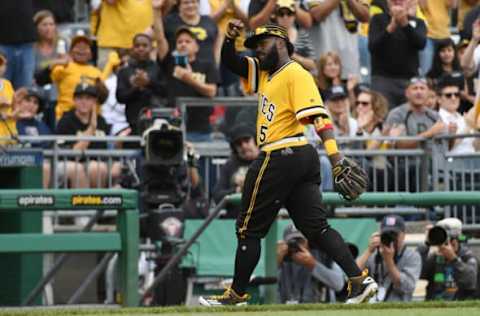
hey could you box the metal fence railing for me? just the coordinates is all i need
[1,133,480,227]
[432,134,480,230]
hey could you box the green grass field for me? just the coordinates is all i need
[1,301,480,316]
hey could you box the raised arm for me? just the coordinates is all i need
[152,0,169,61]
[221,20,249,78]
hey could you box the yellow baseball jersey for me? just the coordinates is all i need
[242,57,329,151]
[51,61,102,120]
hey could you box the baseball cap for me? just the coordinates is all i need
[436,72,465,91]
[74,82,98,98]
[25,87,46,112]
[283,223,305,242]
[380,215,406,233]
[228,124,255,145]
[436,217,463,239]
[70,34,92,50]
[244,24,294,55]
[175,26,198,41]
[277,0,296,12]
[325,85,348,101]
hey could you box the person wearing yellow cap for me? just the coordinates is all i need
[199,21,376,306]
[272,0,316,72]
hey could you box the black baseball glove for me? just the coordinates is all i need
[332,157,368,201]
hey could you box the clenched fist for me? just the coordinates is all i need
[226,19,244,39]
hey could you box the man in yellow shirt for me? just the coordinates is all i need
[92,0,153,68]
[200,21,375,306]
[50,35,102,120]
[0,51,17,142]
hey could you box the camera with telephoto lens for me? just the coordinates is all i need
[283,237,304,262]
[380,231,398,246]
[427,226,449,246]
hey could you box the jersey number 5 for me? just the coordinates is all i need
[259,125,268,143]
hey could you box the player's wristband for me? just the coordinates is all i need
[323,139,339,156]
[313,116,333,132]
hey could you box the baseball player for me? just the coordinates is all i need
[199,21,377,306]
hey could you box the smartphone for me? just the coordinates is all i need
[173,52,188,67]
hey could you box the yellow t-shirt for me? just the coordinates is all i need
[458,0,479,31]
[96,0,153,49]
[51,62,102,119]
[422,0,451,39]
[242,57,329,151]
[0,78,17,141]
[209,0,246,51]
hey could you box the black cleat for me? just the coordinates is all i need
[199,287,250,306]
[346,269,378,304]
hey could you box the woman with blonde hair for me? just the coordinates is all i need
[33,10,67,73]
[352,88,390,191]
[316,51,357,102]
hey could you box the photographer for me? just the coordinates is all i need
[356,215,421,302]
[418,218,479,301]
[277,224,345,304]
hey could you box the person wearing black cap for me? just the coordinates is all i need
[212,124,259,218]
[153,19,219,141]
[324,85,359,138]
[56,82,117,188]
[356,215,421,302]
[199,21,374,306]
[278,223,345,303]
[15,87,51,145]
[15,87,53,188]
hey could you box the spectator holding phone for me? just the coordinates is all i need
[154,6,219,141]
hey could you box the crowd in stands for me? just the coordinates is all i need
[0,0,480,192]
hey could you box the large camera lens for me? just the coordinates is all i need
[380,231,397,246]
[427,226,448,246]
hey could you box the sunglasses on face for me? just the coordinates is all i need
[442,92,460,99]
[355,101,371,107]
[409,77,428,85]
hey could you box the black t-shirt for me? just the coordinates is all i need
[248,0,269,18]
[160,54,219,133]
[55,110,111,150]
[0,1,36,44]
[163,13,218,62]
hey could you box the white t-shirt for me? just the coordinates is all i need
[304,0,360,78]
[438,108,475,154]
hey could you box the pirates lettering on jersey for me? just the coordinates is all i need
[243,57,330,151]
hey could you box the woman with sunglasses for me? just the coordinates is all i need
[273,0,316,72]
[353,88,390,191]
[437,74,475,154]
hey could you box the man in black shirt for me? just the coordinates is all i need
[116,33,165,135]
[153,9,219,141]
[368,0,427,108]
[56,82,121,187]
[213,124,259,218]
